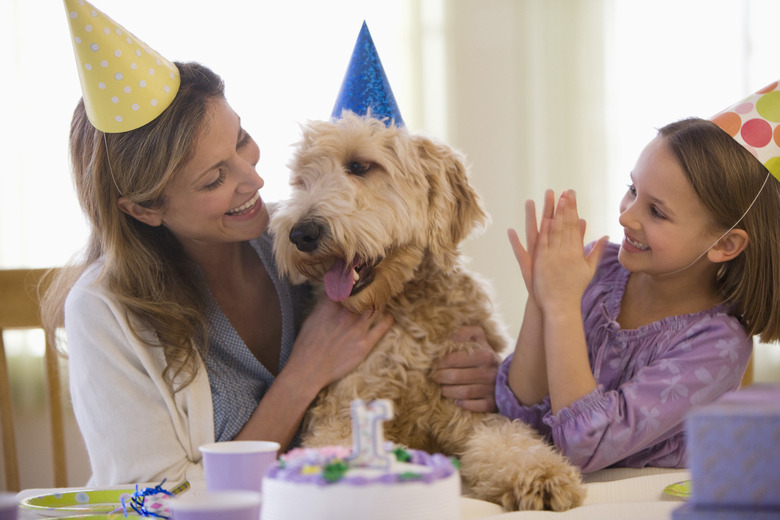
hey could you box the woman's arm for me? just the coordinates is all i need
[430,325,501,413]
[234,298,393,449]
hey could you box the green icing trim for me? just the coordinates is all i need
[322,460,349,483]
[398,472,424,481]
[450,457,461,470]
[392,446,411,463]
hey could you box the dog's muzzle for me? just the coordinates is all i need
[289,220,323,252]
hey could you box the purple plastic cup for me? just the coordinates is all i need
[199,441,280,494]
[0,493,18,520]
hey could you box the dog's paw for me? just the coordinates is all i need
[460,420,586,511]
[500,462,585,511]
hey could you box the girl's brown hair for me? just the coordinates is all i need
[660,117,780,342]
[42,62,225,389]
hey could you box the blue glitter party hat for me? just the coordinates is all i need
[331,22,404,127]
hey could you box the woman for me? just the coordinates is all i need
[43,58,497,485]
[48,0,497,486]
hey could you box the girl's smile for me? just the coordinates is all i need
[622,234,650,252]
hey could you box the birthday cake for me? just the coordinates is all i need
[260,400,461,520]
[261,444,460,520]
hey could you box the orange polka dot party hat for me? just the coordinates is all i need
[711,80,780,181]
[63,0,180,133]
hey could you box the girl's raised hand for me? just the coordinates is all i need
[508,190,555,297]
[533,190,607,311]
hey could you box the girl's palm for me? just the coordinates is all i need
[533,192,605,311]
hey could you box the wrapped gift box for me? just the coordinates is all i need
[685,384,780,508]
[672,503,780,520]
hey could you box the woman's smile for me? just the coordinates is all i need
[226,191,261,217]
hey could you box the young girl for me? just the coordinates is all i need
[497,84,780,472]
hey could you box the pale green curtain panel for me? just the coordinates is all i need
[2,0,780,358]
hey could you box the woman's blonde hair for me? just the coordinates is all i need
[659,117,780,343]
[42,61,226,389]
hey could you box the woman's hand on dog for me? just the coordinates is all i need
[431,325,501,413]
[235,297,393,450]
[290,297,394,390]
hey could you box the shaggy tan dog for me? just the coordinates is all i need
[270,112,585,511]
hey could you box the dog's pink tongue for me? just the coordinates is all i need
[323,258,354,302]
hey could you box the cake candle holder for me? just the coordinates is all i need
[348,399,394,469]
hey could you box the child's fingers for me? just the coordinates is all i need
[537,208,558,251]
[587,235,610,271]
[524,199,539,253]
[507,228,534,289]
[541,189,555,221]
[556,191,584,245]
[507,228,526,262]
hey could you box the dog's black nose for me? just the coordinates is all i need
[289,221,323,252]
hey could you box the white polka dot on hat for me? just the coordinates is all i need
[64,0,180,133]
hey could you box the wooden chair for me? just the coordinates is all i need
[0,268,66,492]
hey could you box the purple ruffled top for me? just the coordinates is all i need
[496,242,752,473]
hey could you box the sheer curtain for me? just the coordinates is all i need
[444,1,780,382]
[2,1,779,353]
[442,0,610,336]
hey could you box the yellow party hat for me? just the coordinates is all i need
[63,0,180,133]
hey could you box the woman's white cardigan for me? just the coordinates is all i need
[66,263,213,487]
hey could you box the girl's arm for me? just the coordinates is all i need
[546,318,752,472]
[234,298,393,448]
[505,192,554,405]
[507,280,548,405]
[533,191,606,412]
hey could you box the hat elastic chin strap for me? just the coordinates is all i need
[103,132,124,197]
[657,171,771,277]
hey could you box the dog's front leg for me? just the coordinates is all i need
[459,418,586,511]
[300,387,355,448]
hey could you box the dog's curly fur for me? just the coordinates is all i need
[269,112,585,511]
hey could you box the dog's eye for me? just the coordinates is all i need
[346,161,373,176]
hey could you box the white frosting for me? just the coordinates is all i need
[260,446,461,520]
[261,469,460,520]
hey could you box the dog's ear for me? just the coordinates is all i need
[412,135,489,271]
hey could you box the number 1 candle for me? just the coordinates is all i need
[348,399,394,469]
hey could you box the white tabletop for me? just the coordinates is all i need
[15,467,689,520]
[462,467,689,519]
